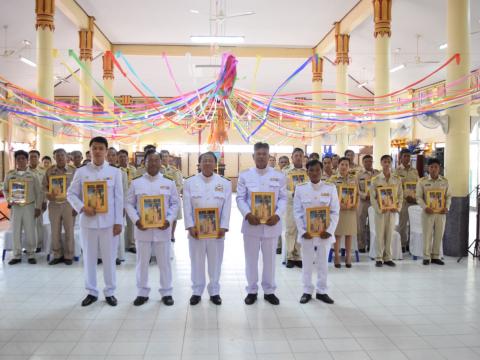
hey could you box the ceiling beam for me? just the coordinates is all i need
[112,44,312,58]
[56,0,111,51]
[314,0,372,55]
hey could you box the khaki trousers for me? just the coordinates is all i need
[421,213,445,260]
[357,199,371,250]
[49,202,75,260]
[374,212,396,262]
[285,198,301,261]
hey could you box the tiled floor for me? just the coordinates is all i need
[0,206,479,360]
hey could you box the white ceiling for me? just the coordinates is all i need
[0,0,479,98]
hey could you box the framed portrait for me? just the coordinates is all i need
[134,152,145,167]
[288,172,306,191]
[83,181,108,213]
[403,181,417,198]
[306,207,330,236]
[140,195,165,228]
[8,180,27,204]
[49,175,67,199]
[339,185,357,208]
[377,186,397,211]
[426,190,445,213]
[251,192,275,224]
[364,179,372,192]
[194,208,220,239]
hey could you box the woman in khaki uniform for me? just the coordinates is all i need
[330,157,359,268]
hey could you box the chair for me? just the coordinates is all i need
[328,236,360,263]
[408,205,443,260]
[368,207,403,260]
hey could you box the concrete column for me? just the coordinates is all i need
[335,26,350,156]
[443,0,470,256]
[35,0,55,157]
[311,54,323,155]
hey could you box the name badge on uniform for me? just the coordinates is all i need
[270,177,280,182]
[215,184,224,192]
[104,177,112,180]
[321,193,330,196]
[160,185,169,190]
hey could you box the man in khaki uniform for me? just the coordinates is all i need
[44,148,77,265]
[71,150,83,168]
[416,158,451,265]
[321,155,335,181]
[331,154,340,174]
[4,150,43,264]
[160,150,183,242]
[283,147,307,268]
[393,149,419,250]
[356,155,380,252]
[28,150,46,251]
[118,149,137,253]
[370,155,403,267]
[344,149,362,176]
[275,155,290,254]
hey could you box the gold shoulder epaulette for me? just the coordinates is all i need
[221,175,231,181]
[109,164,119,168]
[184,175,195,180]
[132,174,142,181]
[163,174,174,181]
[297,182,307,187]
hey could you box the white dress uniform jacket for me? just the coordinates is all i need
[183,173,232,296]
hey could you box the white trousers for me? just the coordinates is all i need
[189,238,224,296]
[243,236,277,295]
[301,240,330,295]
[136,240,172,297]
[80,227,118,297]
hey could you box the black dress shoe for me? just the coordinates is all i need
[345,263,352,268]
[244,293,257,305]
[264,294,280,305]
[28,258,37,264]
[334,263,341,268]
[316,293,334,304]
[190,295,201,305]
[49,257,64,265]
[162,296,174,306]
[358,248,366,253]
[299,293,312,304]
[276,248,282,255]
[384,261,396,267]
[97,259,102,265]
[295,260,303,268]
[8,258,21,265]
[64,259,73,265]
[375,261,383,267]
[431,259,445,265]
[402,246,407,253]
[210,295,222,305]
[116,258,121,265]
[105,296,117,306]
[81,294,98,307]
[36,247,41,253]
[423,259,430,265]
[171,238,175,243]
[127,247,137,254]
[286,260,295,268]
[133,296,149,306]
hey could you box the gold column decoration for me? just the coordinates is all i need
[102,53,114,80]
[373,0,392,38]
[79,16,95,62]
[312,53,324,82]
[35,0,55,31]
[119,95,132,106]
[335,22,350,65]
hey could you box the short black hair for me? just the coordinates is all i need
[427,158,441,166]
[89,136,108,148]
[71,150,82,157]
[292,147,304,155]
[42,155,52,162]
[144,149,159,161]
[108,147,117,153]
[322,155,332,160]
[309,152,320,160]
[198,151,217,164]
[279,155,289,162]
[118,150,128,156]
[399,148,411,156]
[332,154,339,158]
[344,149,354,156]
[14,150,29,160]
[269,155,276,159]
[253,142,269,152]
[362,154,373,161]
[381,154,393,162]
[306,159,323,170]
[143,144,156,152]
[29,150,40,157]
[339,156,350,165]
[53,148,66,156]
[86,151,90,155]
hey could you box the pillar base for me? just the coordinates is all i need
[443,196,469,257]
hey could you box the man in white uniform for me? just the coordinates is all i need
[183,152,232,306]
[67,137,124,307]
[236,142,287,305]
[294,159,339,304]
[126,150,179,306]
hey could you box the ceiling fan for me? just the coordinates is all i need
[190,0,255,23]
[406,34,440,65]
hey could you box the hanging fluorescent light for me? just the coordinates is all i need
[190,9,200,14]
[19,56,36,68]
[357,81,368,88]
[389,64,405,73]
[439,43,448,50]
[190,36,245,44]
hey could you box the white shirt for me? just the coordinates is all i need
[183,172,232,240]
[67,162,124,229]
[125,172,180,242]
[293,181,340,244]
[236,166,287,237]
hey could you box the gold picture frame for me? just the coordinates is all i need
[195,208,220,239]
[288,172,306,191]
[338,185,357,208]
[377,186,397,211]
[426,190,445,213]
[306,207,330,236]
[49,175,67,200]
[134,152,145,167]
[140,195,165,228]
[364,179,372,192]
[403,181,417,198]
[8,180,27,204]
[251,192,275,224]
[83,181,108,213]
